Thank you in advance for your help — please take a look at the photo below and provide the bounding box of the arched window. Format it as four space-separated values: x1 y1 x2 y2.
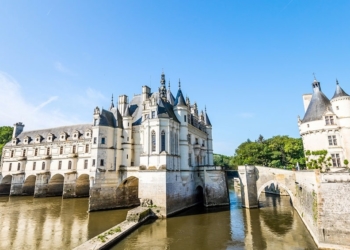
42 162 45 170
85 144 89 153
47 147 50 156
161 130 165 152
68 161 72 169
17 163 20 171
60 146 63 155
34 148 38 156
151 130 156 152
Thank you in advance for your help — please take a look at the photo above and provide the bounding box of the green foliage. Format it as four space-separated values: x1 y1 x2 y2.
0 126 13 159
344 159 349 167
305 150 331 171
231 135 306 169
213 153 236 170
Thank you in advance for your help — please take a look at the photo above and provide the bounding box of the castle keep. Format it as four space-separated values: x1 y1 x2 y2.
0 72 229 216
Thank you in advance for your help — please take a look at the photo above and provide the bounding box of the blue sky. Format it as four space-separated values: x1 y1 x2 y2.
1 0 350 155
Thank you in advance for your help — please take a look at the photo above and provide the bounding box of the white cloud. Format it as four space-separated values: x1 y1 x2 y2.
86 87 106 100
0 71 82 130
54 61 75 75
238 112 255 118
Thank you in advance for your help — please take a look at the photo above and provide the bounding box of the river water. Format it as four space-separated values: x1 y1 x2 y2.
0 179 317 250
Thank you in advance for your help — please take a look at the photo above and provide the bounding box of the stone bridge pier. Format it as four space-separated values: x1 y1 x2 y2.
238 165 350 249
10 173 26 196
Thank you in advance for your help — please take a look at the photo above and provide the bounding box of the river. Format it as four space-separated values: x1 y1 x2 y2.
0 179 317 249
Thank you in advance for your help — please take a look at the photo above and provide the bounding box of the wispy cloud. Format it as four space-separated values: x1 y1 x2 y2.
238 112 254 118
0 71 82 130
86 87 106 100
54 61 75 75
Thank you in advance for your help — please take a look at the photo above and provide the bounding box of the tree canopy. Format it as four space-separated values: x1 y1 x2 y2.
0 126 13 159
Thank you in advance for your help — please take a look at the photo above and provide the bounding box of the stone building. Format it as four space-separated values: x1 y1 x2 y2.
298 78 350 169
0 72 229 216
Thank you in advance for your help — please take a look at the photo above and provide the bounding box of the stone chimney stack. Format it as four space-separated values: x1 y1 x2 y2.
142 86 150 102
12 122 25 138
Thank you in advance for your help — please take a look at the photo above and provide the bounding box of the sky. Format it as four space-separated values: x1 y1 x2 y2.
1 0 350 156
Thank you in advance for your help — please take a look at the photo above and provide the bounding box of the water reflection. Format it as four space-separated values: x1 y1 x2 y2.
0 179 317 250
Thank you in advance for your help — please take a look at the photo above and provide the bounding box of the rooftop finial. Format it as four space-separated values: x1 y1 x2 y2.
178 79 181 89
313 72 317 81
205 105 207 112
336 78 339 85
168 80 170 89
112 94 114 102
109 94 115 110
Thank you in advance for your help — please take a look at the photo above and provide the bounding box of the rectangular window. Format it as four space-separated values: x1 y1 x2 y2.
47 147 50 156
92 159 96 166
34 148 38 156
23 149 26 157
60 146 63 155
151 111 155 118
84 160 88 169
188 153 192 167
11 150 14 158
68 161 72 169
325 116 335 125
33 162 36 170
187 134 191 144
17 163 20 171
328 135 337 146
85 144 89 153
184 115 186 122
58 161 62 170
72 145 76 154
100 159 104 166
101 138 105 144
331 153 341 167
9 163 12 171
93 137 97 144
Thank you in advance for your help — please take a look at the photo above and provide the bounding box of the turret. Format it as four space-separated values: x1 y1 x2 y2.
204 107 213 165
12 122 24 138
331 79 350 117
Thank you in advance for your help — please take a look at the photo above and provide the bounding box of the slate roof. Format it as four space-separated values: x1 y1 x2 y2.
332 81 349 99
5 124 92 146
129 94 143 126
205 112 212 126
109 107 124 128
302 83 332 123
157 98 180 123
174 89 186 106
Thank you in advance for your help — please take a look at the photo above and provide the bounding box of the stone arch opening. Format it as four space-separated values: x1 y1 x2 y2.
76 174 90 197
47 174 64 196
0 175 12 195
257 180 294 207
116 176 140 207
195 185 204 204
22 175 36 195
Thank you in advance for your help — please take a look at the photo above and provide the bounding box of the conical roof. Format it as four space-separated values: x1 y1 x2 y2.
174 88 186 106
204 112 212 126
302 80 332 123
332 80 349 99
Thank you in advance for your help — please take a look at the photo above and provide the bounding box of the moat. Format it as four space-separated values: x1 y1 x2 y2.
0 179 316 250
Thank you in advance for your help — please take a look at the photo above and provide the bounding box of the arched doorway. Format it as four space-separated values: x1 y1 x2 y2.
76 174 90 197
116 176 140 207
47 174 64 196
0 175 12 195
195 185 204 204
23 175 36 195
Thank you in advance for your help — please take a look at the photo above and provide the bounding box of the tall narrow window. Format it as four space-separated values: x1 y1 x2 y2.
331 153 341 167
9 163 12 171
151 111 155 118
184 115 186 122
85 144 89 153
42 162 45 170
84 160 88 169
68 161 72 169
187 134 191 144
34 148 38 156
60 146 63 155
100 159 104 166
325 116 335 125
175 133 178 154
93 137 97 144
92 159 96 166
72 145 76 154
328 135 337 146
17 163 20 171
161 131 165 152
11 150 14 158
23 149 26 157
33 162 36 170
47 147 50 156
188 153 192 167
58 161 62 170
151 131 156 152
101 138 105 144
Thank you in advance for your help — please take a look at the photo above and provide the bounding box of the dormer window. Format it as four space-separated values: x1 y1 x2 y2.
35 135 42 143
325 116 334 125
85 130 92 138
47 133 53 142
60 132 67 141
23 136 30 144
12 139 17 145
73 130 80 140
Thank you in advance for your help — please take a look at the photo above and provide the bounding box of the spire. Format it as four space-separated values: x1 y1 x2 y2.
109 94 115 110
159 71 167 101
124 106 131 117
332 79 350 99
312 74 321 91
204 107 212 126
174 87 186 107
178 79 181 89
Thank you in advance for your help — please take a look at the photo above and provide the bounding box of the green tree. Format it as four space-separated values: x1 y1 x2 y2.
0 126 13 159
305 150 332 171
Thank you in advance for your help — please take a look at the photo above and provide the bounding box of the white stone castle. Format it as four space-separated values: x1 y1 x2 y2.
0 72 228 215
298 78 350 169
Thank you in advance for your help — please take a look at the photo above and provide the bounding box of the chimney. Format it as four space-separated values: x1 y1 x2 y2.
142 86 150 102
13 122 25 138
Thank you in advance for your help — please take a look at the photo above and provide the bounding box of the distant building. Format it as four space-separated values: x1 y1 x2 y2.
298 78 350 169
0 72 228 215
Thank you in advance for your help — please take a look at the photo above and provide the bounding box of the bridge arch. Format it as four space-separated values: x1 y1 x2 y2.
257 180 295 206
47 174 64 196
23 175 36 195
195 185 204 204
116 176 140 207
0 175 12 195
76 174 90 197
